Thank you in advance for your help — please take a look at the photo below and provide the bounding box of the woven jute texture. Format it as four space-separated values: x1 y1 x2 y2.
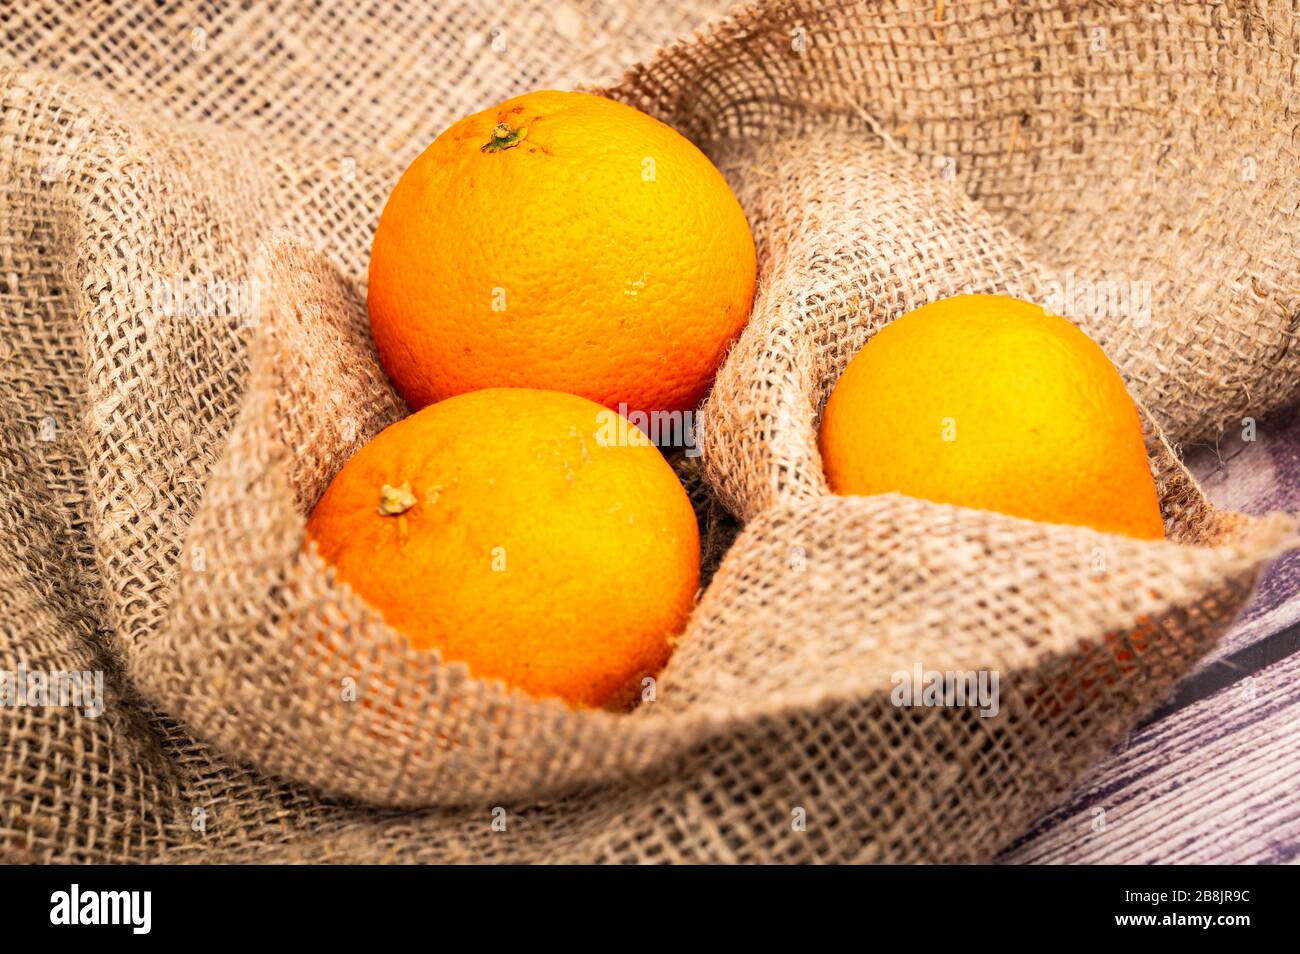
2 0 1297 863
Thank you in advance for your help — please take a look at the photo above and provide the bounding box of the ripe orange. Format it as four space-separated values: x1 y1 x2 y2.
1033 619 1158 718
305 388 700 709
367 89 756 415
818 295 1165 540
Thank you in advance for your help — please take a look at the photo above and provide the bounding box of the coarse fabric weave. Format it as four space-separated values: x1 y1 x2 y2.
1 0 1296 863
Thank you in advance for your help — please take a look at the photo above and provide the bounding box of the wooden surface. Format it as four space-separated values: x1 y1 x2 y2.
1000 404 1300 864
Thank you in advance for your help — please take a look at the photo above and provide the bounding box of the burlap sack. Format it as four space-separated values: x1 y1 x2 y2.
1 0 1296 863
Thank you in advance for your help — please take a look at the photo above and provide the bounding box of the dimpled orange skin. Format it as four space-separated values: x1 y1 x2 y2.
305 388 701 709
818 295 1165 540
367 90 757 414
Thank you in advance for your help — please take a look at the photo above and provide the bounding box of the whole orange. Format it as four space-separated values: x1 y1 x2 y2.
367 89 756 414
818 295 1165 540
305 388 700 709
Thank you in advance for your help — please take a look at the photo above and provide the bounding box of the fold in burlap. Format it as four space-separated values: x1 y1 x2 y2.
2 0 1297 862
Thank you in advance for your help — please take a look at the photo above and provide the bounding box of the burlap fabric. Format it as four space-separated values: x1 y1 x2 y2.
1 0 1297 863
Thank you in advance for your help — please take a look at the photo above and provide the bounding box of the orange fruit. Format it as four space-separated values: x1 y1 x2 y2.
305 388 700 709
818 295 1164 540
1033 618 1159 718
367 89 756 415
